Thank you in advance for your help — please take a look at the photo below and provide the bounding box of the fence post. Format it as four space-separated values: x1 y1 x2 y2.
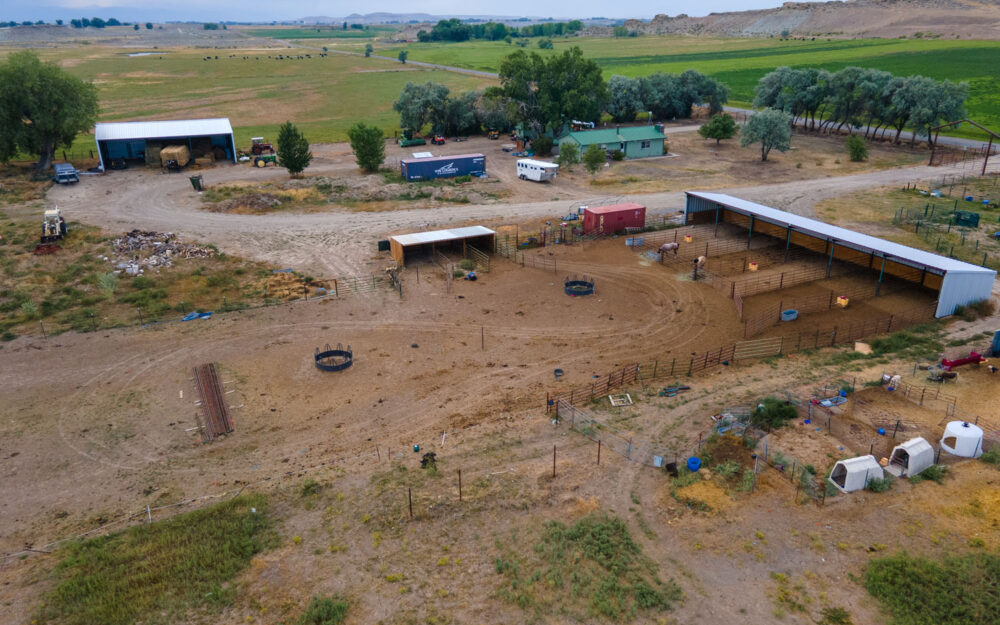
652 359 658 378
687 358 693 376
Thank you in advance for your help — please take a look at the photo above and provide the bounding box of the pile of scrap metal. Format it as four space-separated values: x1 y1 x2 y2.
109 230 215 273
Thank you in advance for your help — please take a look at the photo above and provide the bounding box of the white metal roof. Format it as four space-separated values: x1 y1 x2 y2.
95 118 234 142
687 192 996 275
391 226 495 247
517 159 559 168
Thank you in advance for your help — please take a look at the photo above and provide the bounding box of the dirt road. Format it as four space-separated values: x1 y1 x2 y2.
47 153 999 277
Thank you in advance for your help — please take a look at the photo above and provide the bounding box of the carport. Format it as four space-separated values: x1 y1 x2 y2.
94 118 237 170
389 226 496 267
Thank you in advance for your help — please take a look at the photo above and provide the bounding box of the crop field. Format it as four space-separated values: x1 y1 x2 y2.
0 47 492 148
375 36 1000 137
244 25 397 39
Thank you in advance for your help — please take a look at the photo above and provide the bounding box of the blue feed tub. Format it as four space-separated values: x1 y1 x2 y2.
781 309 798 322
687 457 701 472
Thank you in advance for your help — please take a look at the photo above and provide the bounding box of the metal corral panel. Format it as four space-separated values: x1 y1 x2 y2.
95 118 234 141
938 270 997 317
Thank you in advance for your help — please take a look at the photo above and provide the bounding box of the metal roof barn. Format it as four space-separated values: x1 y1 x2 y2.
94 118 237 170
684 192 996 318
389 226 496 267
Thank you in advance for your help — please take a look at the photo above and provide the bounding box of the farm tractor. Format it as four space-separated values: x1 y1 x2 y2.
250 137 278 168
35 207 67 254
399 128 426 148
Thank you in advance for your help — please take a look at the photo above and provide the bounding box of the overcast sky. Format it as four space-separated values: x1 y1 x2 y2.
4 1 824 23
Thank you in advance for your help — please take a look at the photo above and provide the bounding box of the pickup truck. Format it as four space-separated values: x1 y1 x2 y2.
53 163 79 184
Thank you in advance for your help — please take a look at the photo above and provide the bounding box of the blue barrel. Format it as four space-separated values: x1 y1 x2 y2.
687 457 701 472
877 428 886 436
781 309 798 322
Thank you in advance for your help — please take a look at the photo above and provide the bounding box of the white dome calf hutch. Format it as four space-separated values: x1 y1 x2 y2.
940 421 984 458
828 455 884 494
885 437 935 478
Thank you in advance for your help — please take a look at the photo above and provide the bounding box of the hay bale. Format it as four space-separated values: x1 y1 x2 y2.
194 156 214 167
160 145 190 167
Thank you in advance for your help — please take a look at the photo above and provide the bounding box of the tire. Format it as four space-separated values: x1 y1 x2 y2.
256 159 265 168
519 174 526 180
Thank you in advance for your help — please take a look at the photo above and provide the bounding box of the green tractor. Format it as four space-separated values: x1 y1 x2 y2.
399 128 426 148
250 137 278 167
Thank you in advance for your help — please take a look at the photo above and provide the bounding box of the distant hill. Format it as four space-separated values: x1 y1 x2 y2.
609 1 1000 40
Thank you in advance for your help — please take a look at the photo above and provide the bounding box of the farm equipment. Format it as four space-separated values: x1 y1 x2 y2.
249 137 278 167
250 137 274 155
399 129 426 147
488 130 500 140
941 351 986 371
431 134 446 145
39 207 67 249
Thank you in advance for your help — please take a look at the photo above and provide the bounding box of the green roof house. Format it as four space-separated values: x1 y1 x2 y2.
558 124 667 159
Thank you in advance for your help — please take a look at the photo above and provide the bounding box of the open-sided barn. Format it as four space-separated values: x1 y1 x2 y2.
683 192 996 318
94 118 237 171
389 226 495 267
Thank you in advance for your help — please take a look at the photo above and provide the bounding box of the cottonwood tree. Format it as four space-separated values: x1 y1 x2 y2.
0 51 99 171
393 82 449 134
435 91 480 136
364 43 373 57
698 113 738 145
397 50 407 64
607 75 644 122
740 108 792 161
276 121 312 176
497 47 606 137
347 123 385 172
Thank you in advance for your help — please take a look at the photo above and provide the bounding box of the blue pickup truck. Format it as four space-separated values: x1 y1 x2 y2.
53 163 79 184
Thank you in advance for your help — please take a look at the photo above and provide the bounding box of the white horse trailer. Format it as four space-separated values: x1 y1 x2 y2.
516 159 559 182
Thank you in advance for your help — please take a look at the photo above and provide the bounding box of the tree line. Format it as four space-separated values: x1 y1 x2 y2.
607 72 728 123
392 47 728 140
69 18 123 28
753 66 968 145
417 18 583 43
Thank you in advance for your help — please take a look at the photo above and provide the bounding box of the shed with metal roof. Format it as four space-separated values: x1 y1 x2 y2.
683 192 996 318
389 226 496 267
94 118 236 170
559 125 666 159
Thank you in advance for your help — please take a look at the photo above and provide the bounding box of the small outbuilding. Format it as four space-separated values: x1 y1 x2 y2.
389 226 495 267
940 421 984 458
885 437 935 478
582 203 647 235
94 118 237 171
828 455 884 493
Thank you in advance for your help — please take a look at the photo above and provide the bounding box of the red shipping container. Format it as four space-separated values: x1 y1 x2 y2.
582 203 646 234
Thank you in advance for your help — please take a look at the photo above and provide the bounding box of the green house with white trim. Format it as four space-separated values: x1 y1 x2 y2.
558 124 667 159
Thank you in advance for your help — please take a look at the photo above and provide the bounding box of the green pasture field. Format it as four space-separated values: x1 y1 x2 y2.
2 47 492 151
375 36 1000 138
245 25 398 39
